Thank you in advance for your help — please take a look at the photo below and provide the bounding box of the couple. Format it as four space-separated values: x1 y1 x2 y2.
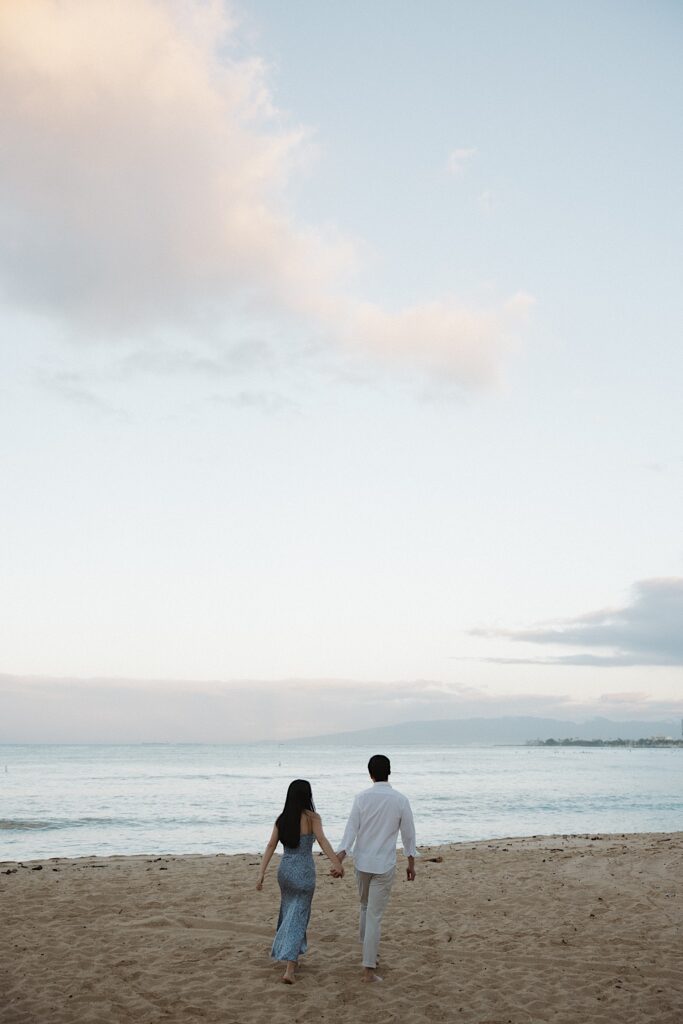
256 754 416 984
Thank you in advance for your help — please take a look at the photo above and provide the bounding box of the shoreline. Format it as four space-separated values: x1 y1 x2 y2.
2 828 683 867
3 831 682 1023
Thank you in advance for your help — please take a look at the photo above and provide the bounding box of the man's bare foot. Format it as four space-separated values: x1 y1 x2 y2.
362 967 383 983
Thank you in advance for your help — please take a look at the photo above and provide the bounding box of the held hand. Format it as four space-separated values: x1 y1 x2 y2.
256 877 264 891
330 848 346 877
406 866 416 882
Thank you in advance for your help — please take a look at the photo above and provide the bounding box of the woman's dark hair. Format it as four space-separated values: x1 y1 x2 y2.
368 754 391 781
276 779 315 849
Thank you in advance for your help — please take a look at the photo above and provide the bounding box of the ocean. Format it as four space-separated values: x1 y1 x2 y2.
1 743 681 861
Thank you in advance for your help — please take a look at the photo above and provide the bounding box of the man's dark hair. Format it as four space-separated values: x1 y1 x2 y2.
368 754 391 781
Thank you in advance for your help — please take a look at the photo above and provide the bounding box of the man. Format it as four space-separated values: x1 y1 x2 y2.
336 754 416 983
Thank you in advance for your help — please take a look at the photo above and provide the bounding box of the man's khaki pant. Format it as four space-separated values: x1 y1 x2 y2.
355 866 395 968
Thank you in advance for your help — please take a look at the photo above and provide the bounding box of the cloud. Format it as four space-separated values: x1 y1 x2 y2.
0 1 530 387
447 147 477 175
322 292 534 387
37 369 122 417
474 578 683 667
213 388 298 415
1 673 681 742
0 0 333 329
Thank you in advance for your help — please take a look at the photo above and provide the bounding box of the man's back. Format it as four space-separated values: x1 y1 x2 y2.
340 781 416 874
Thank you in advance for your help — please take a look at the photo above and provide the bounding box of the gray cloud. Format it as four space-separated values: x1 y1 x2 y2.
113 343 273 381
37 369 124 419
212 389 299 416
474 578 683 667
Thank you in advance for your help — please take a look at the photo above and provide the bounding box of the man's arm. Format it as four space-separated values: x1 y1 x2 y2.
337 796 361 860
400 797 417 881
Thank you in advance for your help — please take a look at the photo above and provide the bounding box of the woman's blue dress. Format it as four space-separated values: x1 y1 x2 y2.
271 833 316 962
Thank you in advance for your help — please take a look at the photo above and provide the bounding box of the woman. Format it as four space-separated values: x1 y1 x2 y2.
256 779 344 984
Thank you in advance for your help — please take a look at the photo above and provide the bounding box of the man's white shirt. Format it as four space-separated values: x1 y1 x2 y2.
338 781 416 874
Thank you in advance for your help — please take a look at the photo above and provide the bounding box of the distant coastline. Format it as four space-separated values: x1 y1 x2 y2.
288 715 683 747
526 737 683 748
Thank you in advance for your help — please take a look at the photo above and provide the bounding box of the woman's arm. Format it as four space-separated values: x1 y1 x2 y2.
256 823 279 890
310 814 344 876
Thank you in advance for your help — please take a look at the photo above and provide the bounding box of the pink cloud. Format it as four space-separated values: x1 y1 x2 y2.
0 0 531 387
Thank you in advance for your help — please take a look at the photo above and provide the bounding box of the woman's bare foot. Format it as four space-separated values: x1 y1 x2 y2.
282 961 296 984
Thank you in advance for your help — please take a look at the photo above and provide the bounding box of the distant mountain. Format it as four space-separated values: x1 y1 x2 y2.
290 716 682 746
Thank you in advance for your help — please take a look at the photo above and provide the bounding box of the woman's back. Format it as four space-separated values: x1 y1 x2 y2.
298 810 317 837
281 832 315 859
280 811 316 852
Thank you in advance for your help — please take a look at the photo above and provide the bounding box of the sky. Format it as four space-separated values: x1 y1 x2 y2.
1 0 682 740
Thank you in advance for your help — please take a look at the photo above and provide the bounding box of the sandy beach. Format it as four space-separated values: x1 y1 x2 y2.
2 832 681 1024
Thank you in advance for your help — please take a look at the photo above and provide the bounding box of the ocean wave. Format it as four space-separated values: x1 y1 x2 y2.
0 817 136 832
0 815 240 833
0 819 55 830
